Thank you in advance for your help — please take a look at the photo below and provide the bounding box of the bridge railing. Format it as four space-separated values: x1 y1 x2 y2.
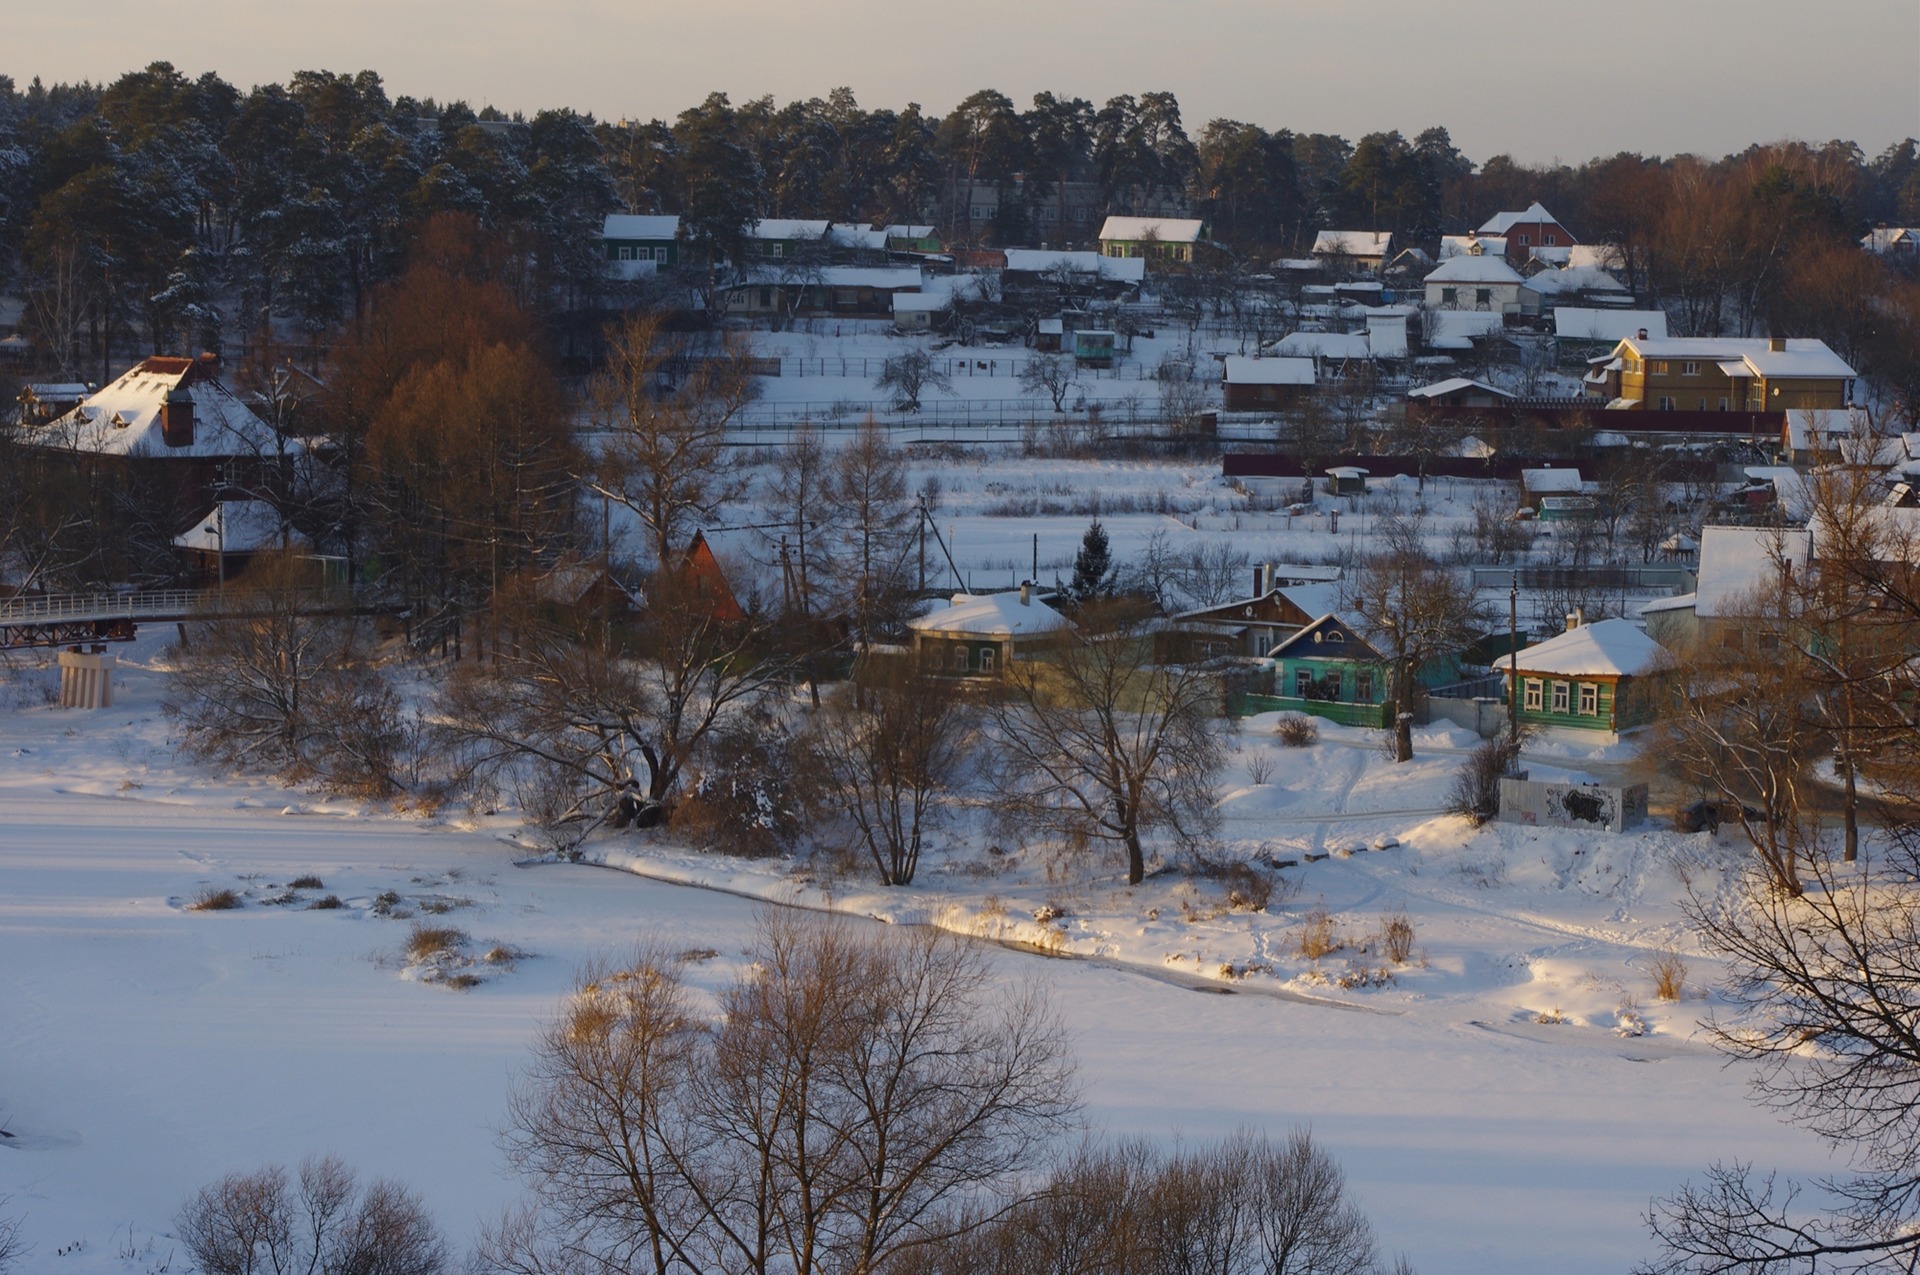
0 588 347 625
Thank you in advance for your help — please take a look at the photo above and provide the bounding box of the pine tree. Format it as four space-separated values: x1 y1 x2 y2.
1069 518 1113 603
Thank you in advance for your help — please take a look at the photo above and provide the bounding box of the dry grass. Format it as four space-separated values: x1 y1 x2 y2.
1245 753 1275 785
188 887 242 912
1274 713 1320 747
1296 906 1341 960
405 925 469 962
1382 909 1415 964
289 875 325 890
306 895 344 910
1650 949 1688 1001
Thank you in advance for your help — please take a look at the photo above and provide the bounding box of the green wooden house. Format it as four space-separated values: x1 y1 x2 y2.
1505 617 1667 736
602 214 681 268
745 218 831 262
1252 614 1395 727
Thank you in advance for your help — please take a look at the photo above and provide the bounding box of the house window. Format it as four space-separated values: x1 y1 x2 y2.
1658 396 1677 410
1652 361 1669 374
1074 209 1088 224
953 645 970 671
1718 397 1731 411
1441 287 1458 304
978 647 995 673
1544 232 1557 245
1475 288 1491 305
1698 398 1708 410
1682 361 1701 376
1578 683 1598 715
1326 631 1345 643
1295 669 1314 697
758 288 773 307
1518 233 1530 246
1524 679 1542 710
617 245 634 260
1355 672 1373 701
770 242 784 259
1551 681 1570 713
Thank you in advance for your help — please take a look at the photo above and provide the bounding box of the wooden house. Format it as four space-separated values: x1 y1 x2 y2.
602 214 681 274
1263 614 1394 728
1097 216 1208 263
907 587 1072 677
1506 616 1666 737
1221 356 1315 410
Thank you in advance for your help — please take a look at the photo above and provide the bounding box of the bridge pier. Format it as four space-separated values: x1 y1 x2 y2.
58 647 115 709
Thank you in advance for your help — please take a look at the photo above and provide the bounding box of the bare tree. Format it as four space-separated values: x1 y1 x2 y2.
0 1199 23 1274
440 576 790 834
1346 518 1486 763
828 420 915 648
591 314 758 570
1173 541 1254 609
493 911 1079 1275
1640 840 1920 1274
986 603 1225 885
875 349 954 414
1019 353 1078 415
806 659 976 886
177 1155 446 1275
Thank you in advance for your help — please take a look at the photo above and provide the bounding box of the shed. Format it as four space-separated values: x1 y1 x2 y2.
1222 356 1315 409
1073 329 1117 368
1325 466 1369 496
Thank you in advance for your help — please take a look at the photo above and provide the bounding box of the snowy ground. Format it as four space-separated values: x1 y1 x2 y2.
0 632 1833 1275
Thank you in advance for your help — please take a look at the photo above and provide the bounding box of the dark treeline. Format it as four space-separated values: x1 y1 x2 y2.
2 64 1919 372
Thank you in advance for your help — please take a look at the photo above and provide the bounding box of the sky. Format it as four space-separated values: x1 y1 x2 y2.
8 0 1919 166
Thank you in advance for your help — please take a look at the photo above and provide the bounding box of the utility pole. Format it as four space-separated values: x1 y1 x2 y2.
1507 577 1520 746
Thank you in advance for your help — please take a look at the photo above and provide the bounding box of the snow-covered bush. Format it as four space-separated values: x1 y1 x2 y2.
1446 736 1522 826
1274 713 1320 747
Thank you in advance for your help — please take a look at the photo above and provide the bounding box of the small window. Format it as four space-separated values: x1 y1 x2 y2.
1551 682 1570 713
1658 396 1676 410
758 288 772 307
953 645 970 671
1698 398 1707 410
978 647 995 673
1326 631 1345 643
1355 672 1373 701
1544 232 1556 246
617 245 634 261
1682 361 1701 376
1524 679 1542 710
1718 397 1731 411
1578 683 1598 715
1518 233 1530 246
770 242 784 259
1441 287 1458 304
1652 360 1669 374
1295 669 1314 697
1475 288 1491 304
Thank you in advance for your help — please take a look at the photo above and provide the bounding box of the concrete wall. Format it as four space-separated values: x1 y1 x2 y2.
1428 695 1506 738
1498 773 1648 834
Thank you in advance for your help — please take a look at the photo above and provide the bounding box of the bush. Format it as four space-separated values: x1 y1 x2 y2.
1245 752 1275 785
1221 862 1273 913
1650 949 1688 1000
289 875 324 890
672 710 808 859
177 1157 445 1275
306 895 344 910
188 888 242 912
1297 905 1341 960
1382 909 1415 964
406 925 468 962
1275 713 1320 747
1446 737 1523 825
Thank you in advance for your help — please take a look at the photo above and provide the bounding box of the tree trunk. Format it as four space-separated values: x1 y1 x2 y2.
1124 828 1144 886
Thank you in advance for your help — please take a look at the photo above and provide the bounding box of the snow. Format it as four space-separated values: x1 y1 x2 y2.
0 630 1842 1275
1406 377 1510 400
1425 255 1525 285
1223 355 1315 386
40 359 297 461
908 589 1071 636
1522 467 1584 493
1553 308 1667 342
172 501 306 554
747 218 830 240
600 213 678 240
1000 249 1147 283
1425 310 1505 348
1512 618 1667 677
1695 525 1813 617
1477 201 1562 235
1440 233 1507 260
1624 336 1857 380
1523 267 1628 297
1271 331 1372 361
1312 230 1392 258
1097 215 1205 244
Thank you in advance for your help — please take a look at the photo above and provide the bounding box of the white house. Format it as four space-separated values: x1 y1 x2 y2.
1311 230 1393 273
1423 254 1528 313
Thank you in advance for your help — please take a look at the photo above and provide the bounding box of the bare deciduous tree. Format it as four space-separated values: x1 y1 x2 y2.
1019 352 1077 414
806 660 976 886
491 912 1079 1275
177 1155 446 1275
874 349 954 414
986 603 1225 885
591 313 758 569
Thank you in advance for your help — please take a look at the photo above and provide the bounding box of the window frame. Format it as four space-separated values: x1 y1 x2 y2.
1578 682 1598 715
1524 678 1543 710
1551 681 1570 713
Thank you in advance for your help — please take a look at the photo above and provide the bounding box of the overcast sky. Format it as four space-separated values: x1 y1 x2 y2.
10 0 1918 165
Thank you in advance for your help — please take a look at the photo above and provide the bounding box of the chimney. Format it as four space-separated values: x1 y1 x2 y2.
1636 328 1648 340
161 388 195 448
1565 609 1582 633
1768 336 1786 353
1019 582 1032 607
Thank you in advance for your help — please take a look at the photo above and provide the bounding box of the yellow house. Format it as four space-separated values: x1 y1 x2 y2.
1587 335 1856 412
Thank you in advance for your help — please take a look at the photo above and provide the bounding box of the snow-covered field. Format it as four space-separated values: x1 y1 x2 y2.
0 628 1833 1274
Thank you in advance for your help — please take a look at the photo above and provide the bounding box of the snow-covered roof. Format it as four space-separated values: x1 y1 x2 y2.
1271 331 1372 361
602 214 679 240
1223 355 1316 386
1695 525 1812 618
1783 407 1873 451
1618 336 1856 380
1861 227 1920 254
892 292 949 313
1097 216 1206 244
1364 311 1409 358
1522 467 1583 493
1439 234 1507 260
826 223 935 250
1425 310 1505 349
909 591 1072 638
1568 244 1625 271
748 219 830 240
1313 230 1392 257
1511 618 1664 678
1425 255 1525 285
1406 377 1511 400
1278 582 1343 618
173 500 305 554
1553 308 1667 342
1477 201 1564 236
1524 266 1628 296
1000 249 1147 283
1527 246 1571 267
40 357 298 460
740 265 924 290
